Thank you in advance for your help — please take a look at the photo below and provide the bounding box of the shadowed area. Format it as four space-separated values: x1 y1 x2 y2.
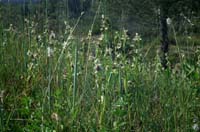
0 0 40 3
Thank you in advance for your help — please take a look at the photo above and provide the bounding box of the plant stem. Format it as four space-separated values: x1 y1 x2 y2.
73 41 78 109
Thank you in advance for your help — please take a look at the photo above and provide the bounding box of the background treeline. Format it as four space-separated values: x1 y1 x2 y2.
0 0 94 33
1 0 199 67
0 0 199 36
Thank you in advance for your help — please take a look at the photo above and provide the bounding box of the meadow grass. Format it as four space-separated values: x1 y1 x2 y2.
0 3 200 132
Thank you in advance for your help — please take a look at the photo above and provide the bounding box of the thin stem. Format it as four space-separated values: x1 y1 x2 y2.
172 24 182 63
73 40 78 109
82 2 101 100
43 13 83 112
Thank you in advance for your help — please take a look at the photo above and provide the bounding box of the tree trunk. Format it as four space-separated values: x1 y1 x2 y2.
160 7 169 69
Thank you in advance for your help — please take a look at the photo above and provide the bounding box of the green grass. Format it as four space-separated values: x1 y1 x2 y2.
0 8 200 132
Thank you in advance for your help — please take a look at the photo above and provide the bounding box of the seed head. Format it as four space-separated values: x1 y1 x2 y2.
51 112 59 121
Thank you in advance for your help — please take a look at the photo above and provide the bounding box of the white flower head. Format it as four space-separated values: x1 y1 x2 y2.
100 95 104 104
63 41 68 49
102 14 105 19
51 112 59 121
81 12 85 16
167 17 172 25
27 62 34 70
27 50 32 57
105 48 112 55
98 34 104 41
133 33 142 42
47 47 53 57
192 124 199 131
37 35 42 42
187 36 192 39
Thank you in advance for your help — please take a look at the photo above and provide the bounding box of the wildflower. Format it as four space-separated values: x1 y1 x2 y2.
88 55 95 61
166 17 172 25
105 48 112 55
33 52 38 58
133 33 142 42
64 21 71 34
47 47 53 57
115 97 124 107
104 27 108 31
63 68 68 79
0 90 5 103
63 41 68 49
100 95 104 104
116 53 121 59
135 49 139 54
192 124 199 131
122 29 129 40
49 31 56 40
87 30 92 39
123 29 128 34
27 62 34 70
37 35 42 42
187 36 192 39
153 8 160 15
8 24 14 31
105 65 109 71
181 53 185 58
51 112 59 121
94 59 103 73
68 35 74 40
94 64 103 73
81 12 85 16
64 21 68 25
94 59 100 64
120 63 125 69
24 18 29 23
27 50 32 57
113 121 117 128
116 42 122 50
102 14 105 19
113 62 118 67
98 34 104 41
127 80 132 85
